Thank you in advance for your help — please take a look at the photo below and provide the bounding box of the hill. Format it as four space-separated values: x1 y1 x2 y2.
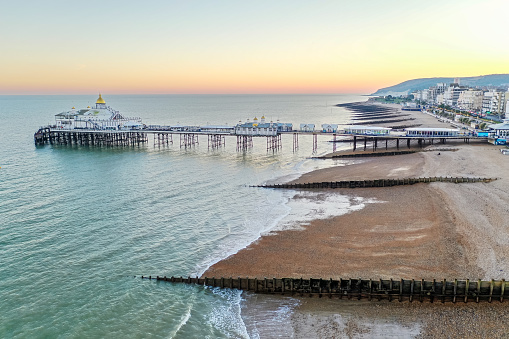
371 74 509 96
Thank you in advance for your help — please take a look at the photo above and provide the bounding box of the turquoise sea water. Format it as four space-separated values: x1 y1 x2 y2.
0 94 362 338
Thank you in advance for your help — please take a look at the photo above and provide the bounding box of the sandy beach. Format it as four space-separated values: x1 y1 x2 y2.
204 102 509 336
205 144 505 280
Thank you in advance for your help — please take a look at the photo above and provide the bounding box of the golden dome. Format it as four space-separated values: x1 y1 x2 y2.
72 107 75 109
254 117 258 121
96 94 106 104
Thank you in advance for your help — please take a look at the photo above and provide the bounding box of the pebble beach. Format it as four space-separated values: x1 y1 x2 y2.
204 102 509 337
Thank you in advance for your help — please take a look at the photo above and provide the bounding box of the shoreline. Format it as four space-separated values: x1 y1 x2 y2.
202 101 509 336
203 147 490 280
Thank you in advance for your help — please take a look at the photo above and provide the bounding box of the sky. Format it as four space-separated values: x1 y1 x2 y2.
1 0 509 95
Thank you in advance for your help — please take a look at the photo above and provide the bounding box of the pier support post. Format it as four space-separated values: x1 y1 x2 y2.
266 134 282 152
237 135 253 152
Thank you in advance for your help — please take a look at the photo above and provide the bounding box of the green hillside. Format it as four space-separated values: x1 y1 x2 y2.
372 74 509 96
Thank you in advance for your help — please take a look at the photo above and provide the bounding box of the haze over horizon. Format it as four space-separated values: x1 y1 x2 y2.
2 0 509 95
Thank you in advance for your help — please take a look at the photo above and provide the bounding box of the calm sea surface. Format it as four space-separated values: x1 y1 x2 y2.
0 94 363 338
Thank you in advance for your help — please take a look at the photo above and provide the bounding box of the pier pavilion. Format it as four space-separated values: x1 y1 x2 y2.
54 94 143 130
487 119 509 145
344 125 392 135
405 128 459 137
488 120 509 137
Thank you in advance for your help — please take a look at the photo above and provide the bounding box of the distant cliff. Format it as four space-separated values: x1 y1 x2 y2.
371 74 509 96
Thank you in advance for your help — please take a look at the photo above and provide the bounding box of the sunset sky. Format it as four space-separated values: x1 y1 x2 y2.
2 0 509 95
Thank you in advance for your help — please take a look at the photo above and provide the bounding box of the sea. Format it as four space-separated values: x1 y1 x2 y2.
0 94 367 338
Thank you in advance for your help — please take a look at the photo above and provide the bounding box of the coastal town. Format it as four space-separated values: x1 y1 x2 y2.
405 78 509 137
411 78 509 121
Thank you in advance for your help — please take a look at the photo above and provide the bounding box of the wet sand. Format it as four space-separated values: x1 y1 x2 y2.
241 293 509 338
204 102 509 337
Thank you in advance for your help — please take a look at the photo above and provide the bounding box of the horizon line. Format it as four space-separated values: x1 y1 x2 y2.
0 92 370 96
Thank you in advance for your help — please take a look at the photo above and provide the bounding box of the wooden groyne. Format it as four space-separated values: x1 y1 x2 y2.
318 150 418 158
141 276 509 303
254 177 495 189
317 148 458 159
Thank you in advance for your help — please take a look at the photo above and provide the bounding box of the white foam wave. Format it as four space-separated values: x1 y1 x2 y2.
168 304 192 338
271 191 379 233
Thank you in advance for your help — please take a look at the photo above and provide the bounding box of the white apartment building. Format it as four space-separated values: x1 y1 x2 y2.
412 89 428 102
482 90 508 118
428 83 447 104
436 93 445 105
457 89 484 111
443 85 467 107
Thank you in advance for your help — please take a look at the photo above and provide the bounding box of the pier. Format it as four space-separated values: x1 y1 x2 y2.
34 126 488 154
34 94 491 153
141 276 509 304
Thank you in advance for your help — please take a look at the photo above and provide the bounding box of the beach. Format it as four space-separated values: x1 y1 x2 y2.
204 102 509 336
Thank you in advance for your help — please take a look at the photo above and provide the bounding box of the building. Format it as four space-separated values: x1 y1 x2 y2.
405 128 459 137
457 89 484 112
54 94 143 130
487 119 509 140
234 116 292 135
412 90 428 102
482 90 508 118
344 125 392 135
321 124 339 133
300 124 315 132
401 102 421 111
443 84 467 107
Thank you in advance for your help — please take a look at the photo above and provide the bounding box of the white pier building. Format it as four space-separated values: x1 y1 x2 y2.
54 94 143 130
344 125 392 135
405 128 459 137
